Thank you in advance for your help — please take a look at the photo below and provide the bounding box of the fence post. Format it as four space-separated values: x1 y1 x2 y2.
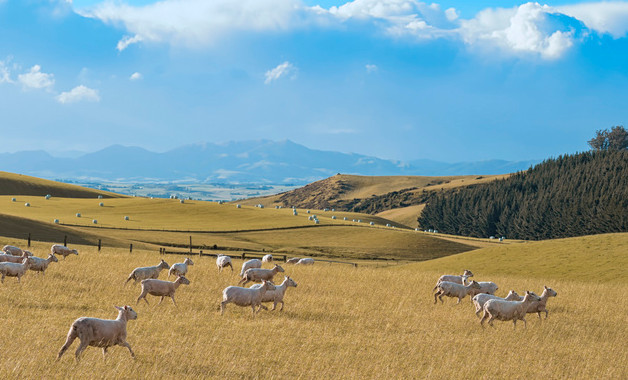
64 235 67 246
199 250 202 257
98 239 101 252
241 252 246 260
283 255 287 262
28 233 31 248
189 236 192 254
130 244 133 253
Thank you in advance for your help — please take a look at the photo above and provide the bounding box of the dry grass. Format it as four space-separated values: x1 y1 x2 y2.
0 237 626 379
0 171 121 198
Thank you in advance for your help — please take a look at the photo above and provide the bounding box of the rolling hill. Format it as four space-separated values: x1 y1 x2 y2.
0 171 122 198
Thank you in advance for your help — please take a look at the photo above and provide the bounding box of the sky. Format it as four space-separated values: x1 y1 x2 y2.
1 0 628 163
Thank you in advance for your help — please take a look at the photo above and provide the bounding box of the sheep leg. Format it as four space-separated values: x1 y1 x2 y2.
537 311 542 320
271 301 277 311
279 301 285 312
57 328 78 359
136 291 149 305
487 315 495 328
480 311 488 328
220 301 228 315
124 275 133 286
456 297 462 304
102 347 108 360
438 293 444 304
258 304 268 311
544 310 549 319
120 341 135 358
74 340 89 362
170 295 177 307
522 317 527 329
158 296 165 305
252 304 257 314
433 291 439 304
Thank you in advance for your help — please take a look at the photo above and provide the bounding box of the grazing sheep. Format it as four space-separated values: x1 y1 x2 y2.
295 258 314 265
262 254 273 263
480 291 541 329
57 305 137 361
286 257 301 264
221 280 276 315
0 257 31 283
472 290 521 317
434 270 474 290
168 257 194 278
125 259 170 286
51 244 79 260
239 264 285 286
526 286 558 319
239 258 262 277
434 280 482 304
216 255 233 272
0 251 31 263
28 254 59 275
136 276 190 307
250 276 297 311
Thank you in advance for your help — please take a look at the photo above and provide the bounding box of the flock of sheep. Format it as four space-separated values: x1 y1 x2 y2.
0 244 78 282
432 269 558 329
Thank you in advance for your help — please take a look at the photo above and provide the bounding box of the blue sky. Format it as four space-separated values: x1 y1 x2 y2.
1 0 628 162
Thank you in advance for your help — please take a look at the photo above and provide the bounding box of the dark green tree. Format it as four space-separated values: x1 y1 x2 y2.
588 126 628 151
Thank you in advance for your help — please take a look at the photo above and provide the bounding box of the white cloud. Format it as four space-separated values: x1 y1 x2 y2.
366 64 378 73
130 72 143 81
56 85 100 104
264 61 296 84
18 65 55 90
0 59 13 84
558 2 628 38
117 35 143 52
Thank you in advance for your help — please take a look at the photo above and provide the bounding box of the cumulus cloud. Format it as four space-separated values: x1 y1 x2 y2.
264 61 296 84
18 65 55 90
558 1 628 38
0 59 13 84
129 72 143 81
56 85 100 104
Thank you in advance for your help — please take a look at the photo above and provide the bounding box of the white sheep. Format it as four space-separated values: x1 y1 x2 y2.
136 276 190 307
51 244 79 260
168 257 194 278
295 258 314 265
0 251 31 263
2 245 31 256
220 280 276 315
433 269 474 289
250 276 297 311
239 258 262 277
28 254 59 275
465 278 499 297
238 264 285 286
125 259 170 286
286 257 301 264
472 290 521 317
434 280 482 304
262 254 273 263
480 291 541 329
216 255 233 272
525 286 558 319
57 305 137 361
0 257 31 283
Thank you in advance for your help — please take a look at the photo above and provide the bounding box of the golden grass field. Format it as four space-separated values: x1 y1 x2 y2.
0 234 626 379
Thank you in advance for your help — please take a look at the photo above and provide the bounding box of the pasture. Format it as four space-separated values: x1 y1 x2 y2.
0 235 626 379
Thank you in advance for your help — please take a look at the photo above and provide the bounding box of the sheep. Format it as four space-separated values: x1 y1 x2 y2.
480 291 541 329
125 259 170 286
0 251 31 263
464 278 499 297
136 276 190 307
433 269 474 290
2 245 32 256
239 258 262 277
295 258 314 265
262 254 273 263
472 290 521 317
220 280 276 315
0 257 31 283
433 280 482 304
286 257 301 264
57 305 137 361
525 286 558 319
216 255 233 272
28 254 59 275
238 264 285 286
250 276 297 311
168 257 194 278
51 244 79 260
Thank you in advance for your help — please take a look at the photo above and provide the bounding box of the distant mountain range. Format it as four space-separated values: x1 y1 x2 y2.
0 140 539 184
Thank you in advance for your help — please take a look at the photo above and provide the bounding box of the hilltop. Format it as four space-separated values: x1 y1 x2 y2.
0 171 122 198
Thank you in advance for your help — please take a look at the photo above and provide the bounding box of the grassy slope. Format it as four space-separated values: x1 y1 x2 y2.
376 204 425 228
0 239 625 378
0 171 122 198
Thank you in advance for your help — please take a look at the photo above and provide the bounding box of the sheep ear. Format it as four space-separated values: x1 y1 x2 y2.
544 285 548 289
114 306 122 311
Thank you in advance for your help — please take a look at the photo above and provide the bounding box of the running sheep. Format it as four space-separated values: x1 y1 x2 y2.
295 258 314 265
216 255 233 272
51 244 79 260
433 269 473 290
472 290 521 317
168 257 194 278
28 254 59 275
2 245 32 257
434 280 482 304
136 276 190 307
250 276 297 311
480 291 541 329
525 286 558 319
125 259 170 286
238 264 285 286
0 257 31 283
0 251 31 263
239 258 262 277
262 254 273 263
57 305 137 361
286 257 301 264
221 280 276 315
